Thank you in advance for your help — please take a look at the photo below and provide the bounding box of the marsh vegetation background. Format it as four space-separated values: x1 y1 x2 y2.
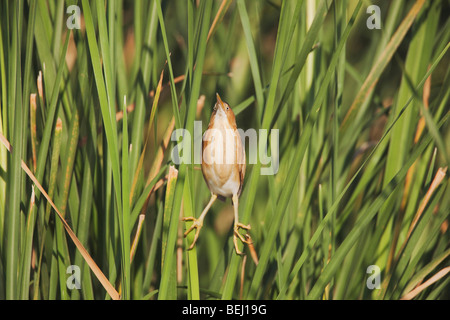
0 0 449 300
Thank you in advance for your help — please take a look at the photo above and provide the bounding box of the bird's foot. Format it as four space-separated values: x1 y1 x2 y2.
233 223 251 255
182 217 203 250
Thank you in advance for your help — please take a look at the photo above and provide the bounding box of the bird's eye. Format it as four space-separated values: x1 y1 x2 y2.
226 106 229 110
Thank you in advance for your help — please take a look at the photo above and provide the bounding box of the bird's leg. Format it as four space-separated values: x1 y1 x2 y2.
232 194 251 255
182 194 217 250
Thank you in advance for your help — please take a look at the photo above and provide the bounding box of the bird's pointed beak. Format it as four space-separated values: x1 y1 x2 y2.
216 93 223 107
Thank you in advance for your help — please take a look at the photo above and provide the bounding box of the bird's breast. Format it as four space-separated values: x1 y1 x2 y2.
202 120 244 198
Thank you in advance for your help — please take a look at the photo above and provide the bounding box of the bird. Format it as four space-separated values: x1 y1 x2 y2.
182 93 250 255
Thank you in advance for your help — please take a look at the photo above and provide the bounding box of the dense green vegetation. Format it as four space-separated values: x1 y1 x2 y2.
0 0 448 300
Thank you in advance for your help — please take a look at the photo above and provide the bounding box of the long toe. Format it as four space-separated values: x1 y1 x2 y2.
236 222 251 230
233 235 244 255
184 225 195 237
188 228 202 250
234 228 247 243
183 219 198 237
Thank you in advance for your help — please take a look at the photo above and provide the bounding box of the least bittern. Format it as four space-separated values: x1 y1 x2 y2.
183 93 250 255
